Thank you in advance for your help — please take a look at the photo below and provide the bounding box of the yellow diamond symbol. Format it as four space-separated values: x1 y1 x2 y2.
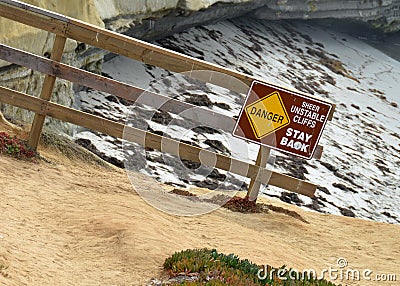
245 91 290 139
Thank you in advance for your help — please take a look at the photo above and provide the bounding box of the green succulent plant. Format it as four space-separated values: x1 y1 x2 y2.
163 249 340 286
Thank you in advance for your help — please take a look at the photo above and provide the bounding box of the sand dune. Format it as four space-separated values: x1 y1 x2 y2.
0 123 399 286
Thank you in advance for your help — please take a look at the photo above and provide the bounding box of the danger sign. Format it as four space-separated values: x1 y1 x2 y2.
245 91 290 139
233 81 333 159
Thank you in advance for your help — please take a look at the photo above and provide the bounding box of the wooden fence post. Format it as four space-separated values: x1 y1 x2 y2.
28 34 67 150
247 146 271 201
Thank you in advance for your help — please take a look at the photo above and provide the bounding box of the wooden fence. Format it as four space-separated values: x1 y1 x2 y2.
0 0 335 199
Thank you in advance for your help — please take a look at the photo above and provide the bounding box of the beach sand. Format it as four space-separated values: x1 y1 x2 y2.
0 121 399 285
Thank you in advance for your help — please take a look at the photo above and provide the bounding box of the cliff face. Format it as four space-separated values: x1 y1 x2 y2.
0 0 104 133
254 0 400 33
0 0 103 67
0 0 399 132
1 0 399 61
98 0 400 37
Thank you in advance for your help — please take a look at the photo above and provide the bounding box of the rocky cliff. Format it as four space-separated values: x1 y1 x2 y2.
0 0 399 132
98 0 400 39
255 0 400 33
2 0 399 60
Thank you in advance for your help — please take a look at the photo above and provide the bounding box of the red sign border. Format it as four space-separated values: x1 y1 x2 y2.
232 80 333 160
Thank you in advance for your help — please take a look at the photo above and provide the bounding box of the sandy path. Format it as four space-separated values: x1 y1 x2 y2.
0 143 399 285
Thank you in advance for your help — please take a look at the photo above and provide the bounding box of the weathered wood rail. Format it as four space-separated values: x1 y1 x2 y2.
0 0 336 198
0 44 325 159
0 85 316 196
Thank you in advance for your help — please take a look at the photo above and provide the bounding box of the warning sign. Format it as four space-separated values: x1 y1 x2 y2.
245 91 290 139
233 81 333 159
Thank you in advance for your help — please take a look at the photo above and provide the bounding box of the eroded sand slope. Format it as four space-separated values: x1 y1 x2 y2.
0 124 399 285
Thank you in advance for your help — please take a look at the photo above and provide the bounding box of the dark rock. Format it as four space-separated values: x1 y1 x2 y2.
118 97 134 106
214 102 231 110
152 130 166 137
146 126 172 138
293 80 315 95
364 130 382 140
307 48 327 59
151 110 173 125
215 174 248 191
75 138 99 154
75 42 87 53
305 198 325 211
75 138 125 168
381 211 397 219
3 114 22 126
192 126 221 135
162 77 172 87
390 132 400 140
322 74 336 85
276 156 309 180
317 186 331 195
200 27 223 41
300 33 313 43
204 139 230 155
332 142 343 150
320 161 338 172
333 172 363 189
207 169 227 181
146 154 165 164
105 95 119 104
182 159 201 170
369 88 385 95
106 156 125 168
238 66 254 76
101 72 113 79
332 182 358 193
156 38 187 54
339 207 356 217
376 164 391 174
185 94 213 107
280 192 303 206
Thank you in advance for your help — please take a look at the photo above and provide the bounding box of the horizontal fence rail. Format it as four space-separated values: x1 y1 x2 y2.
0 85 317 197
0 0 336 198
0 44 324 159
0 44 235 132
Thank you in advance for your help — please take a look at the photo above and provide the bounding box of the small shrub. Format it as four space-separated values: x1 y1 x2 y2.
163 249 339 285
0 132 36 159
